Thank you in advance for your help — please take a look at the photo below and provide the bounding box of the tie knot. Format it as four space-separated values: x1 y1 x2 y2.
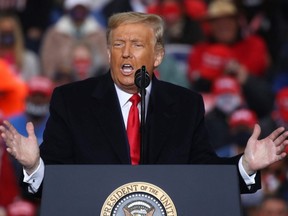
130 94 141 105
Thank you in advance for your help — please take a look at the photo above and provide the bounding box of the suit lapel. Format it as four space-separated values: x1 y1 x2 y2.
90 73 130 164
146 77 179 163
87 74 179 164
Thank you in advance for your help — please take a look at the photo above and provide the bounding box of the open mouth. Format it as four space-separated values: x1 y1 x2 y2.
121 64 134 75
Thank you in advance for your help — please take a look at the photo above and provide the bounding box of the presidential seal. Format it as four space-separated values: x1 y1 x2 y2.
101 182 177 216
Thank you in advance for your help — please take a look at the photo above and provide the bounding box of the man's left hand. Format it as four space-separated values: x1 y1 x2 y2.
242 124 288 175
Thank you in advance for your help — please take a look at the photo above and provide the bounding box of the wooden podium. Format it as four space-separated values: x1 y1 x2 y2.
40 165 242 216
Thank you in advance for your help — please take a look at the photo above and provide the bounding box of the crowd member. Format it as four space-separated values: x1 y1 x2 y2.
68 40 107 79
0 12 287 201
9 76 54 145
40 0 108 79
189 42 273 117
205 75 244 150
146 0 207 89
258 87 288 140
216 108 258 157
235 0 288 67
147 0 205 45
69 41 94 80
202 75 275 148
49 0 108 32
0 13 40 81
0 59 27 118
206 73 274 151
243 93 288 214
188 0 270 90
257 195 288 216
0 0 53 54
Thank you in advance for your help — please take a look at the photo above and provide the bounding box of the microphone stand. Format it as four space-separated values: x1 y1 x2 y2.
139 66 146 164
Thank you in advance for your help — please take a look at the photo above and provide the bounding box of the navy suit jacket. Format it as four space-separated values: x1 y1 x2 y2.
39 72 260 193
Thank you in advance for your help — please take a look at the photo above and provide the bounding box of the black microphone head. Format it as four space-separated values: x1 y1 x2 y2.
135 66 150 89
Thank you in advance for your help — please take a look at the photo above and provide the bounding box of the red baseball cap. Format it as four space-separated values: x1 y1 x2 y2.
229 108 258 129
199 44 233 81
184 0 207 20
27 76 54 97
212 75 241 95
275 87 288 121
147 2 182 22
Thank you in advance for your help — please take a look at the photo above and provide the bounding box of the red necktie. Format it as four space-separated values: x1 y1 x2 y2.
127 94 141 165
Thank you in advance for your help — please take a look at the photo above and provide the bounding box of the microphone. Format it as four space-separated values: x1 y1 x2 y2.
135 66 150 89
134 66 150 164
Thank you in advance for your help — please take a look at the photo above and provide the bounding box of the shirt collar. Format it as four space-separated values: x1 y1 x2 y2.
114 82 152 108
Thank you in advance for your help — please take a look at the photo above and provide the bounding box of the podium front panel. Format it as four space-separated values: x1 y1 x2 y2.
40 165 242 216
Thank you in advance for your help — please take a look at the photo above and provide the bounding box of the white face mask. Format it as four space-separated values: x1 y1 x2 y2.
25 102 49 117
215 94 241 114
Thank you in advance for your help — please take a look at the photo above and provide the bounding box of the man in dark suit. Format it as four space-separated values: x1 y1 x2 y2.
0 12 288 196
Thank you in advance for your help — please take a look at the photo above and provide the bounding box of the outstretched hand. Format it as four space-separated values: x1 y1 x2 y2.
242 124 288 175
0 120 40 175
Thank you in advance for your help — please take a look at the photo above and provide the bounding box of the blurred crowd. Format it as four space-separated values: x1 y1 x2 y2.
0 0 288 215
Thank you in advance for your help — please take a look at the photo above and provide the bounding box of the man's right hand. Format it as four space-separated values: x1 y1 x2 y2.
0 120 40 175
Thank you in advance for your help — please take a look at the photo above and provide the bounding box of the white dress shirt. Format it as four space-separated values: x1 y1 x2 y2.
114 83 151 129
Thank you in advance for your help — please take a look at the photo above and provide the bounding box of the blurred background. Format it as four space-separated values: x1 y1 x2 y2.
1 0 288 215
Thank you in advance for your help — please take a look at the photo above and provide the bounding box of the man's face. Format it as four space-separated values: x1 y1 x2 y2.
108 23 163 94
68 5 89 25
209 16 238 44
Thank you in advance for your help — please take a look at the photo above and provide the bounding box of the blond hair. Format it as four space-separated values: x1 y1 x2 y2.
106 12 165 52
0 14 25 70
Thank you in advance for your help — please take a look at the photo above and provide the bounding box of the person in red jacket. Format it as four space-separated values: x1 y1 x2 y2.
188 0 270 92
